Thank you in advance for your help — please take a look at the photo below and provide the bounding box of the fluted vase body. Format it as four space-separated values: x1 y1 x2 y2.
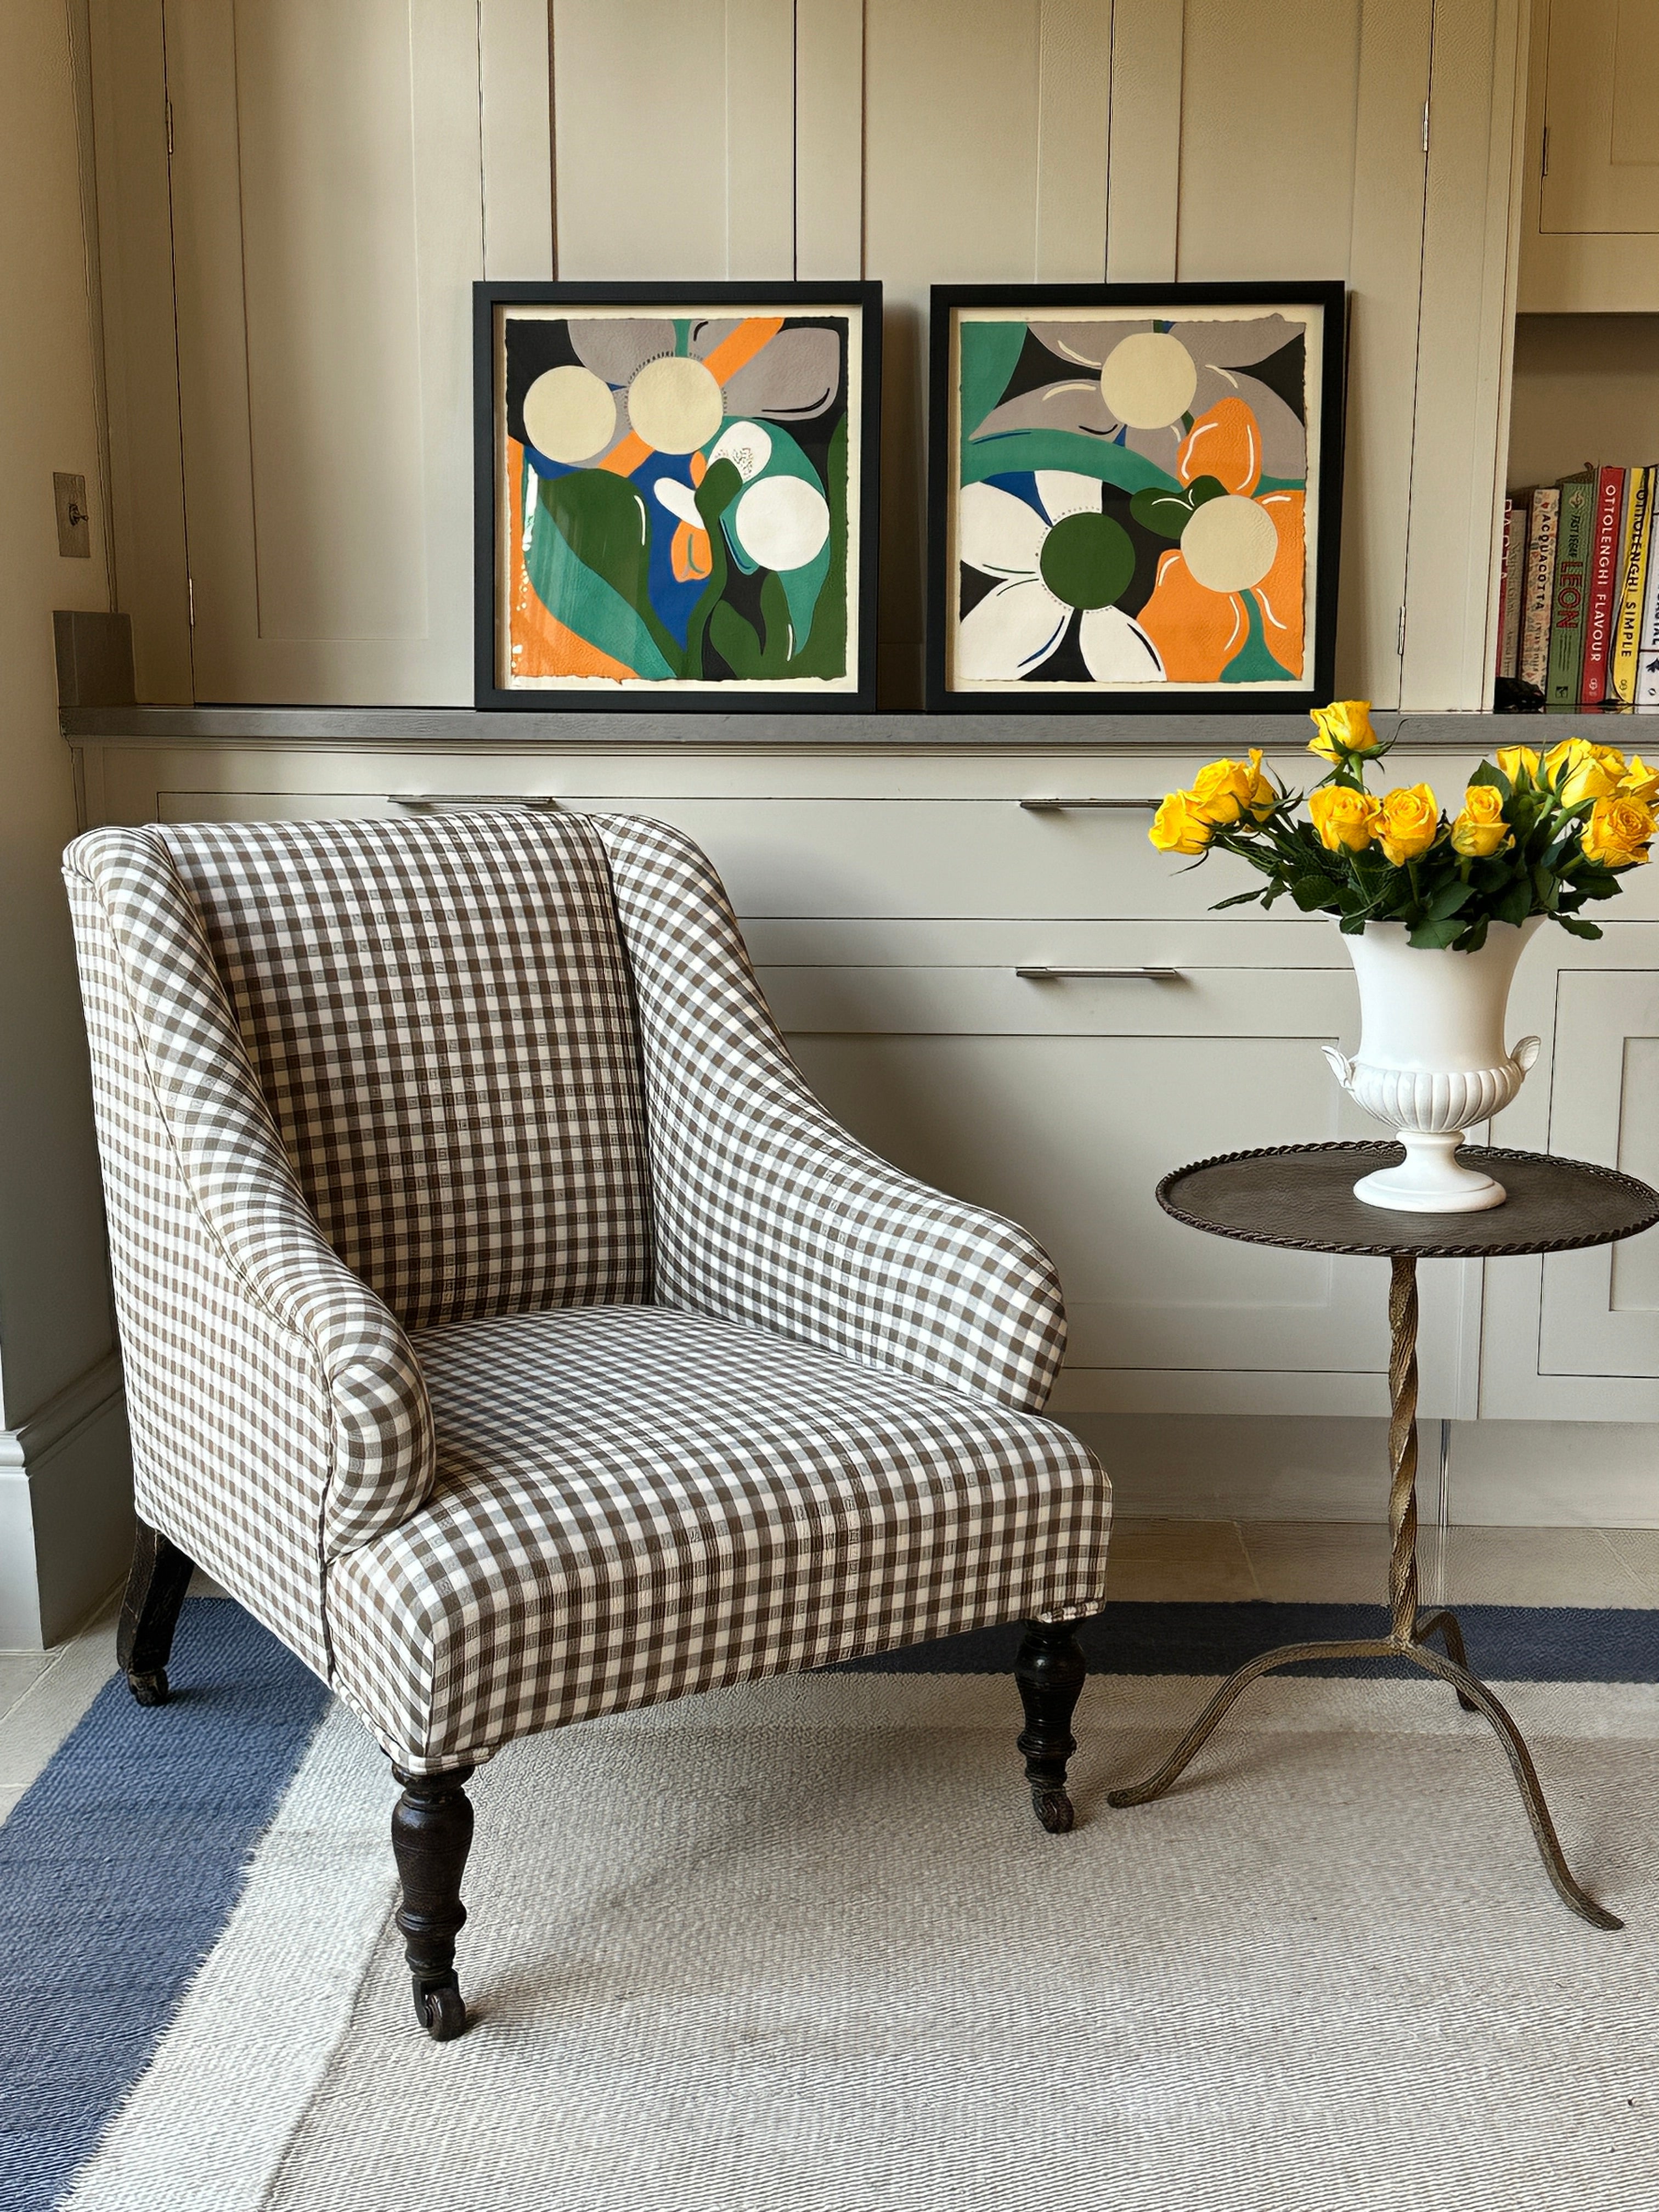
1324 917 1543 1212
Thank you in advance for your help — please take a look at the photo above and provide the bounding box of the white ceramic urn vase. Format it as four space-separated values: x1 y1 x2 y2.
1323 917 1543 1212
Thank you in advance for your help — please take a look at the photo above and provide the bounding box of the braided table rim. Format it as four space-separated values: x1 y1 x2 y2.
1156 1141 1659 1259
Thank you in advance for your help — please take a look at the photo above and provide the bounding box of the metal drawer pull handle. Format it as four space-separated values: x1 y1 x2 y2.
1019 797 1162 811
1015 965 1183 981
390 793 560 810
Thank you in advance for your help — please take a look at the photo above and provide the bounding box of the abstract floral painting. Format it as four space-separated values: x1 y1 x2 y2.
927 284 1345 711
476 283 879 709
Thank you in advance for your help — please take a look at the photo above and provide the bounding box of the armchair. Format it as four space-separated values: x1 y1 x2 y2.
66 809 1109 2040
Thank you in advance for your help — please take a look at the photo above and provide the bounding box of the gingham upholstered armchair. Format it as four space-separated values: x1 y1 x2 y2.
65 810 1110 2039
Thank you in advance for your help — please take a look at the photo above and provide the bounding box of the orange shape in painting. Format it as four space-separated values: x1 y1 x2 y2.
1177 397 1263 496
1136 549 1249 682
1252 490 1305 679
671 519 713 581
507 438 638 680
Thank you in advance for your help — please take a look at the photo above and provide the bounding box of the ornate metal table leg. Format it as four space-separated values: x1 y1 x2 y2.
1107 1251 1622 1927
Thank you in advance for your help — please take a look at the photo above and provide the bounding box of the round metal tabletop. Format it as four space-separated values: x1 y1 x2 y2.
1156 1142 1659 1260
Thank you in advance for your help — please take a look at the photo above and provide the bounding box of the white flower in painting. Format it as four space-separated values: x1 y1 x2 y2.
957 473 1164 684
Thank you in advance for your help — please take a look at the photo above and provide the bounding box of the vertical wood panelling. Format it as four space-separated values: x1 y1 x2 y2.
1105 0 1183 281
1402 0 1529 708
552 0 794 280
1177 0 1359 281
727 0 796 275
1035 0 1112 281
864 0 1046 704
167 0 483 701
1337 0 1434 705
795 0 864 278
87 0 192 701
480 0 554 278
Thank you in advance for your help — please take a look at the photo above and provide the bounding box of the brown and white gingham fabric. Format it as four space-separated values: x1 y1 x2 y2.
329 1304 1107 1770
67 809 1106 1773
593 813 1069 1412
160 815 650 1330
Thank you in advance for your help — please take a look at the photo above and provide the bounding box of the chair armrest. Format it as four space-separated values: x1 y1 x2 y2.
65 832 435 1589
594 816 1068 1412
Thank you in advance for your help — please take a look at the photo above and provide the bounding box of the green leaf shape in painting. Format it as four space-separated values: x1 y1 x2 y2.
540 470 683 677
1129 472 1228 540
960 427 1176 496
524 472 676 680
711 572 796 679
781 415 848 681
958 320 1030 445
682 458 743 679
1220 586 1293 685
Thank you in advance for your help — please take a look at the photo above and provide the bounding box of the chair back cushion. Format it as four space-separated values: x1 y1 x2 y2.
159 812 651 1329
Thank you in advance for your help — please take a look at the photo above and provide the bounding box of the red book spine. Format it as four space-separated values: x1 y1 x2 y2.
1581 464 1627 706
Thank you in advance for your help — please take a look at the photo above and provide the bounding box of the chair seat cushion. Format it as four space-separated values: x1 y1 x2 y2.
326 1306 1109 1770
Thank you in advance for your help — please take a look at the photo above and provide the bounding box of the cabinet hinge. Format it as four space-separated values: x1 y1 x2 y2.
1396 606 1407 659
187 576 195 628
1541 124 1549 179
1422 100 1430 156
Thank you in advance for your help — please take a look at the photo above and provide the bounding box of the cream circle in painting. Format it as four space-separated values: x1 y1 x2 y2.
1098 332 1198 429
521 365 617 464
733 476 831 572
1179 492 1279 592
627 356 725 454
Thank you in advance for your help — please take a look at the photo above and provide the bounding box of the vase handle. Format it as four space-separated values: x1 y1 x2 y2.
1509 1035 1541 1075
1322 1045 1356 1092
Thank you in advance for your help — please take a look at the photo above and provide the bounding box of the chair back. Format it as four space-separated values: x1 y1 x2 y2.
154 811 651 1329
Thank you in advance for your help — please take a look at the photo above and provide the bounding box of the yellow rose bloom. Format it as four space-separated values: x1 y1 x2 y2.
1494 745 1539 787
1149 789 1216 856
1241 747 1278 823
1189 757 1256 826
1308 784 1382 854
1582 793 1657 870
1621 753 1659 804
1544 737 1623 808
1375 783 1441 866
1451 782 1512 859
1308 699 1379 763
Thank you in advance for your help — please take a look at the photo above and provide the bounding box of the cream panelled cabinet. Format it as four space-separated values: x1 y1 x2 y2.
94 0 1531 711
1520 0 1659 309
78 733 1637 1424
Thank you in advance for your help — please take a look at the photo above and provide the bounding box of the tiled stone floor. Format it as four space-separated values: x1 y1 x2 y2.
3 1527 1655 1824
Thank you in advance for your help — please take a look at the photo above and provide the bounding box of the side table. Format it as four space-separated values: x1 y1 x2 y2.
1109 1141 1659 1929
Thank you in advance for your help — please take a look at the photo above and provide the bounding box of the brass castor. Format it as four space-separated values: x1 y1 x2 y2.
1031 1785 1075 1835
413 1972 467 2041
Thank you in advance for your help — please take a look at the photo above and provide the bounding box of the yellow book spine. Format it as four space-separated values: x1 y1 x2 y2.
1610 466 1654 707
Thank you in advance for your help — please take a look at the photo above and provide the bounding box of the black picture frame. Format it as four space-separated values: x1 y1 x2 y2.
926 280 1347 714
474 280 881 712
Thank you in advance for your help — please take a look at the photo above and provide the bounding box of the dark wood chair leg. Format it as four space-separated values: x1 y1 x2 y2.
1015 1620 1087 1834
116 1519 196 1707
391 1765 476 2041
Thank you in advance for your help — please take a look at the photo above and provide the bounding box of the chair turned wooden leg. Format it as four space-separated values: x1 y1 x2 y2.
116 1519 196 1707
391 1766 476 2041
1015 1620 1087 1834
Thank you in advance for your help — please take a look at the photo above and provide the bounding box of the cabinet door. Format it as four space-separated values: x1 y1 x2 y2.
772 963 1478 1419
164 0 484 703
1539 0 1659 238
1540 968 1659 1380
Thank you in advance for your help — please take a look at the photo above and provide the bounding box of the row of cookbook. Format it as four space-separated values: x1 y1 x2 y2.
1497 466 1659 710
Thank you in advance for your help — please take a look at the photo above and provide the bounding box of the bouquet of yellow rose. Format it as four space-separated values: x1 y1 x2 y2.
1150 701 1657 950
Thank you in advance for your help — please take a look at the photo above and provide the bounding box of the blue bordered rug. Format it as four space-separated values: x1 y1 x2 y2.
6 1599 1657 2212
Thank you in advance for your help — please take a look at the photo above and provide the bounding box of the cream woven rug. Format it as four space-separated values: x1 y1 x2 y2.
66 1669 1659 2212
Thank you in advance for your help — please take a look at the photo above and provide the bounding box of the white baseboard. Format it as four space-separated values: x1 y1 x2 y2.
1058 1412 1659 1528
0 1352 132 1647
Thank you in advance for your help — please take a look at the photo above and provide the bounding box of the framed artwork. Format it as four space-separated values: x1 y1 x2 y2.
927 282 1346 713
475 281 881 710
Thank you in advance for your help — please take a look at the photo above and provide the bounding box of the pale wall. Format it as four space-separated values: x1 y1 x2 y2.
0 0 132 1645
